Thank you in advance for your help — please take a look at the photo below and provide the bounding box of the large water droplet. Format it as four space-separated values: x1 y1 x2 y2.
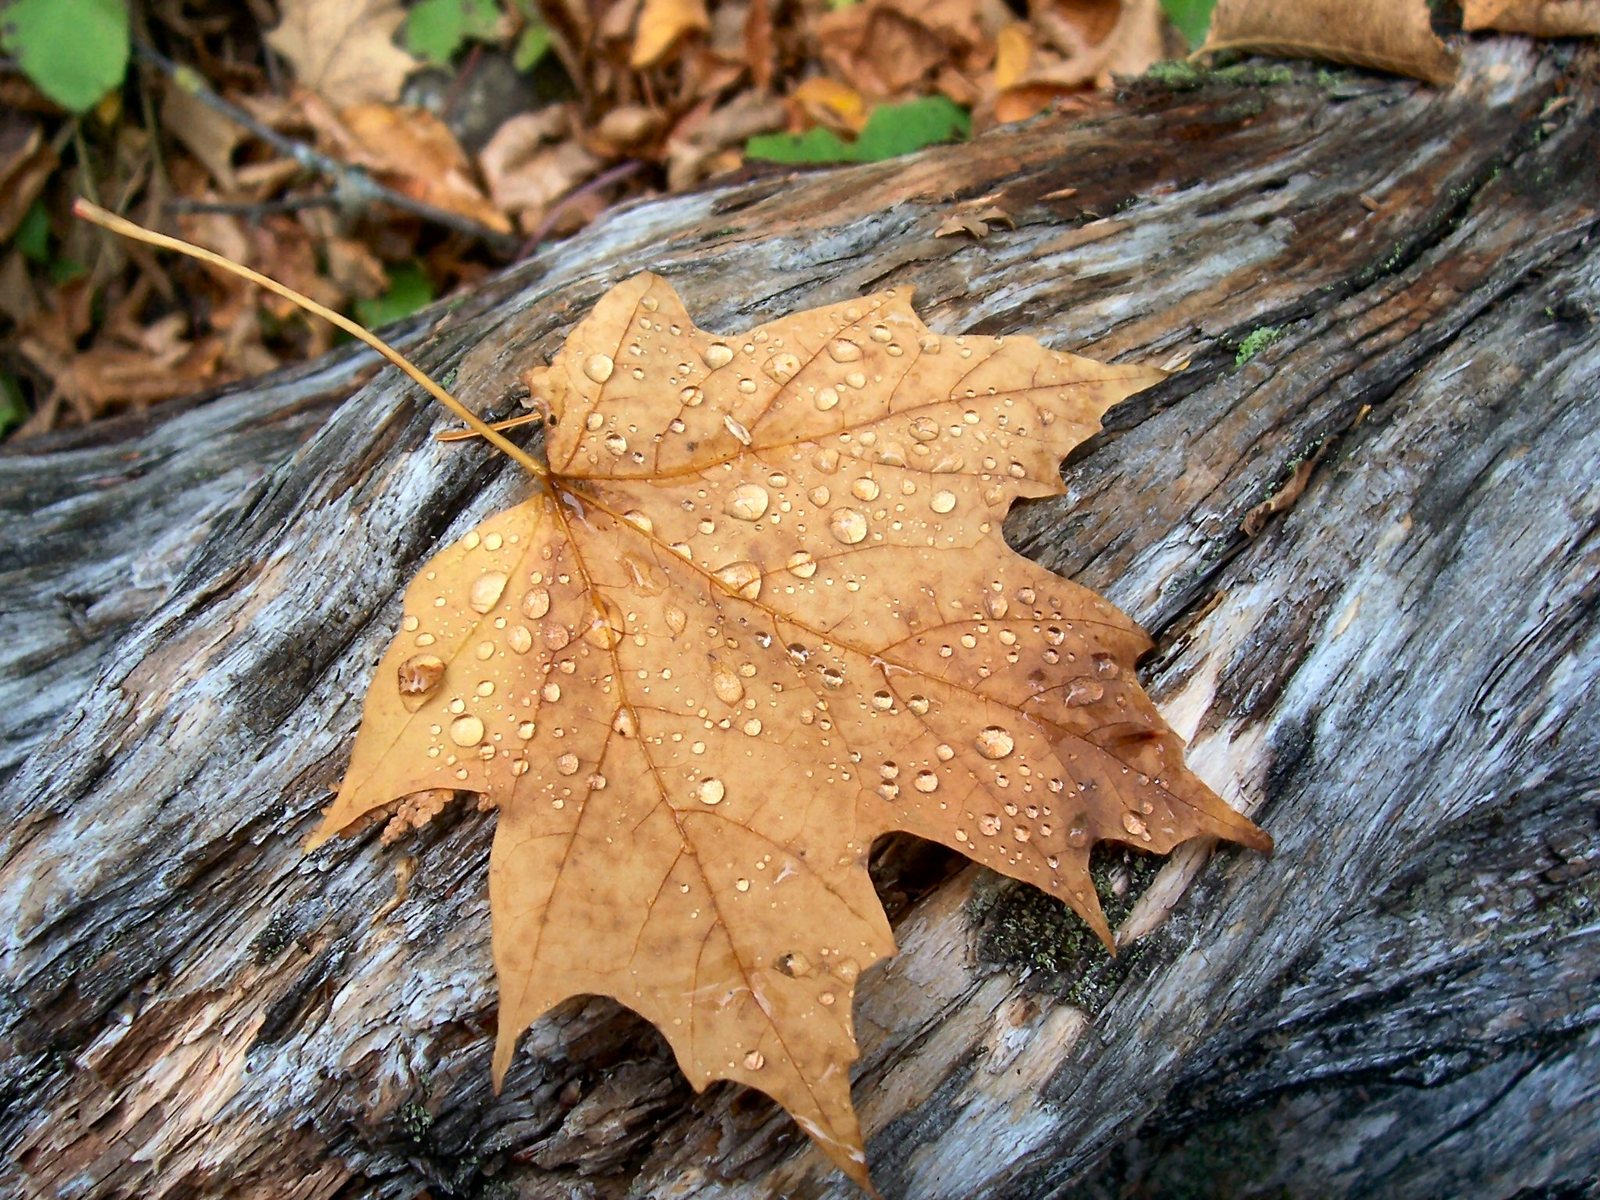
1064 679 1105 706
851 477 880 502
726 483 770 521
695 778 726 805
764 353 800 382
621 510 654 535
523 587 551 619
712 561 763 600
507 625 533 654
743 1050 766 1070
914 770 939 793
449 715 485 747
829 508 868 545
712 668 745 705
704 342 734 368
398 654 445 696
776 950 812 976
975 726 1015 759
814 386 840 411
664 606 688 637
556 752 580 776
1122 812 1149 838
583 353 615 383
469 572 509 614
785 550 817 579
827 338 862 362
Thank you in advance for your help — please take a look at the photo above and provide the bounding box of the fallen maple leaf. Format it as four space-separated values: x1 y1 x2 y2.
1202 0 1458 85
308 275 1271 1189
267 0 419 109
1463 0 1600 34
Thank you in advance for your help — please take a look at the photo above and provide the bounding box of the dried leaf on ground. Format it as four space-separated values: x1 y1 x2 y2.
160 83 244 190
478 107 601 232
632 0 711 67
267 0 420 108
1202 0 1458 84
1463 0 1600 34
336 104 512 234
0 115 56 242
310 276 1271 1190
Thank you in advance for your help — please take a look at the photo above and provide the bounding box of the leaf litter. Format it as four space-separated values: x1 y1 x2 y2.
2 0 1182 437
302 272 1272 1190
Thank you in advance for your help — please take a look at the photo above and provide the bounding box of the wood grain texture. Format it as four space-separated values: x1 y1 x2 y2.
2 39 1597 1200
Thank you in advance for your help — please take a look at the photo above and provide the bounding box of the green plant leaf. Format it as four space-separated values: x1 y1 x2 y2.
1160 0 1216 48
0 373 27 437
405 0 501 65
355 263 435 330
0 0 129 112
746 95 970 165
13 201 51 263
513 19 552 70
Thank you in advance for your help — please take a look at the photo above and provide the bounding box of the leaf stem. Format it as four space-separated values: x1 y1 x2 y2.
71 199 548 478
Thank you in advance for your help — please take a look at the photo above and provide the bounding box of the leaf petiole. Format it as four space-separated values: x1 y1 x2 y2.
70 199 549 478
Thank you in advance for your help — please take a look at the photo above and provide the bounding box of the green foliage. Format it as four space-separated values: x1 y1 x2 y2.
507 0 553 71
13 201 51 264
746 95 970 165
1160 0 1217 48
0 373 27 437
1235 325 1285 366
0 0 129 112
355 263 435 330
405 0 501 65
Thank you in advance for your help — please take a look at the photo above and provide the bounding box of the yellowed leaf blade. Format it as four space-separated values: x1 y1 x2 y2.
1463 0 1600 34
312 274 1269 1191
1202 0 1459 84
631 0 710 68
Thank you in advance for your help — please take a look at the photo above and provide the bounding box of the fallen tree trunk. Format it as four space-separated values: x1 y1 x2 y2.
3 38 1598 1200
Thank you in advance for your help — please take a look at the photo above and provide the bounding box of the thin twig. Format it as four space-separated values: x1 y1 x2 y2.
73 199 548 478
132 41 522 255
165 195 340 217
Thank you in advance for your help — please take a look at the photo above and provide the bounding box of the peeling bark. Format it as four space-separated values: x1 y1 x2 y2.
2 40 1597 1200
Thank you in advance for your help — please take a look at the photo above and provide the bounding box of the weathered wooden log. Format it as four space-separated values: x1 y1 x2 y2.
3 38 1597 1200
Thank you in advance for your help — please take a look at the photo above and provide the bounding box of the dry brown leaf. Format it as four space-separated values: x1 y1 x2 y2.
791 76 870 133
309 275 1270 1191
986 0 1165 124
337 104 512 234
1463 0 1600 33
1202 0 1458 84
935 204 1014 238
816 0 968 98
479 109 601 230
267 0 420 108
632 0 711 66
161 82 244 190
0 114 56 243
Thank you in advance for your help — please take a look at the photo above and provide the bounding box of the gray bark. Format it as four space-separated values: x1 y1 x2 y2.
2 37 1597 1200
